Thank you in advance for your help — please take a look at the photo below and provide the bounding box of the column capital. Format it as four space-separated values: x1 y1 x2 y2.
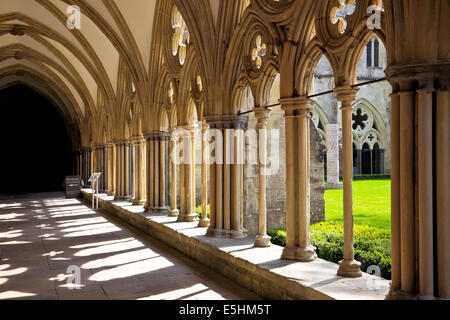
130 135 146 144
385 60 450 92
113 139 130 146
253 107 272 119
93 143 107 150
143 131 169 141
143 131 158 141
334 86 359 106
204 115 248 130
279 96 314 115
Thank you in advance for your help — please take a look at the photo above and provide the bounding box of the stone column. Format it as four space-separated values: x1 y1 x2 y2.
114 141 123 200
144 133 155 211
205 116 247 239
107 143 115 196
254 107 272 247
102 146 107 191
94 144 107 193
132 137 146 205
114 140 122 200
158 132 169 211
334 86 362 278
279 98 317 261
129 141 136 203
198 121 210 227
177 126 198 222
82 147 91 187
325 124 342 189
123 140 131 201
168 128 180 217
386 63 449 299
436 87 450 299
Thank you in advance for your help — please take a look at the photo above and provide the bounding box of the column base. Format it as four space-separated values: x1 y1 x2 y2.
198 218 210 228
155 207 169 213
254 235 272 248
177 213 199 222
168 209 180 217
132 199 146 206
387 288 440 300
281 245 317 262
337 259 362 278
206 228 247 239
107 191 115 197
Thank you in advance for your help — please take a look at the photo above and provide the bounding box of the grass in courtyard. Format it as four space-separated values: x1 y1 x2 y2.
325 179 391 230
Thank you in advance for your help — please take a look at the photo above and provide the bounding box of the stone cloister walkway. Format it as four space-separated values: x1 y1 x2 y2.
0 193 260 300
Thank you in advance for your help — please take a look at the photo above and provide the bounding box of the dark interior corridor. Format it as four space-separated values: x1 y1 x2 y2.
0 85 73 194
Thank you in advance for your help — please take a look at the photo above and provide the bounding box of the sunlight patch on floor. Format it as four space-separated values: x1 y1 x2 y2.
89 257 174 282
74 239 143 257
81 248 160 270
0 291 36 299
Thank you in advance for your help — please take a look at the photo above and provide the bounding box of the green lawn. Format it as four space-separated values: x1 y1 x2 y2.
325 180 391 230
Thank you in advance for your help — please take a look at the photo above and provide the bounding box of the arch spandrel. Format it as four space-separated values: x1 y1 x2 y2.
314 0 386 86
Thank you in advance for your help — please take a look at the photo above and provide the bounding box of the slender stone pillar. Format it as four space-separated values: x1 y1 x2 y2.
279 98 317 261
205 116 248 239
436 88 450 299
177 126 198 222
124 140 131 201
114 141 123 200
102 146 107 191
154 136 160 209
132 136 146 205
198 121 210 227
390 91 401 292
158 132 169 211
94 144 107 193
82 147 92 187
107 143 115 196
254 107 272 247
417 85 435 297
129 141 136 203
113 140 130 201
168 128 180 217
144 133 155 211
386 61 449 299
334 86 362 278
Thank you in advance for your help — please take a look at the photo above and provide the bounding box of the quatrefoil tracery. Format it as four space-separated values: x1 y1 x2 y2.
168 81 175 105
251 34 267 70
352 106 373 136
171 6 190 65
330 0 357 34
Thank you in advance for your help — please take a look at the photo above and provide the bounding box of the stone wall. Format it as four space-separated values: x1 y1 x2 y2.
243 105 325 236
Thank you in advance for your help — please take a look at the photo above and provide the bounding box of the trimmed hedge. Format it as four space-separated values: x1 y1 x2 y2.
268 222 391 279
195 204 210 218
325 175 391 181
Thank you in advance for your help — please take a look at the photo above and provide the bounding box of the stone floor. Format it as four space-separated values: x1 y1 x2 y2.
0 192 261 300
